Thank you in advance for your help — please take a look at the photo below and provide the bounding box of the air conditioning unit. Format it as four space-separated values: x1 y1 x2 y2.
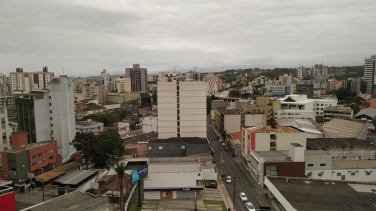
43 158 47 161
21 165 25 168
307 172 312 176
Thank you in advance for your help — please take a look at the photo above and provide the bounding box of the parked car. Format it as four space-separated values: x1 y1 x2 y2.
226 176 232 184
205 183 217 189
239 192 248 201
219 138 222 143
221 143 225 147
246 202 256 211
221 170 225 177
224 147 228 152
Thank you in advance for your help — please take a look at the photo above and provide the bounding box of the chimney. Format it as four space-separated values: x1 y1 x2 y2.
43 66 48 72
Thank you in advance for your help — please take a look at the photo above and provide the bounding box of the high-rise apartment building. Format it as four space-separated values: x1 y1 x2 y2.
100 69 114 91
115 77 131 93
296 84 314 98
15 76 76 162
9 67 54 94
278 74 292 85
185 67 200 81
297 66 309 79
157 72 206 139
364 55 376 94
202 74 218 96
126 64 147 92
311 64 328 76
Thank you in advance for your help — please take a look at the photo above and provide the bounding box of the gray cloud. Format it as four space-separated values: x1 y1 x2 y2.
0 0 376 76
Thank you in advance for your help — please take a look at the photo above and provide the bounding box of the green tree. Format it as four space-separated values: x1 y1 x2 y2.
268 118 277 128
152 91 157 105
335 87 350 101
82 110 119 126
91 129 125 166
228 90 241 98
72 132 95 169
87 103 96 107
113 162 127 210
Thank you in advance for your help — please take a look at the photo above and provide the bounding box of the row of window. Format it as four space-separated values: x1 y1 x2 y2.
31 149 54 159
308 163 326 167
150 146 185 150
32 156 54 166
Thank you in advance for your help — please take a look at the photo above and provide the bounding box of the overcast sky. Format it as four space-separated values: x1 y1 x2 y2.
1 0 376 77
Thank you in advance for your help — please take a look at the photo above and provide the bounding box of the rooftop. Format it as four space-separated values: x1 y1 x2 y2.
332 160 376 170
35 162 82 182
266 177 376 211
149 162 200 173
304 150 329 155
99 173 131 191
6 140 55 153
322 119 367 139
53 170 99 187
307 138 373 150
76 120 104 126
355 107 376 118
244 126 301 133
254 150 290 162
276 119 322 135
148 137 208 145
230 131 242 139
21 190 109 211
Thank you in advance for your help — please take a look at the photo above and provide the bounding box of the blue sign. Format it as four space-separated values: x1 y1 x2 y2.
132 164 148 183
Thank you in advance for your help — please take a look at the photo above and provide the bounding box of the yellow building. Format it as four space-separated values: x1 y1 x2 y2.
242 97 281 122
116 77 131 93
320 89 326 94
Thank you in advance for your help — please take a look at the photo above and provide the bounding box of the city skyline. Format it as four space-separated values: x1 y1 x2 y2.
0 0 376 76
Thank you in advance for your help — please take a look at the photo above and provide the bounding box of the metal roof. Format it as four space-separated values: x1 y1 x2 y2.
322 119 367 139
276 119 322 135
53 170 98 187
355 107 376 118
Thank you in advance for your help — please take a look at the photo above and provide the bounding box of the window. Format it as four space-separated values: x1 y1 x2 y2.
32 162 36 166
170 146 174 150
270 134 276 140
162 191 172 199
32 155 36 159
8 160 15 164
351 172 355 176
50 110 52 114
343 156 347 159
318 172 323 176
51 124 53 127
320 163 326 166
181 146 185 149
159 146 163 150
38 153 42 157
366 171 371 175
50 117 53 120
39 160 43 164
9 167 16 171
49 149 54 153
49 96 51 99
270 142 276 147
308 164 314 167
316 108 319 110
50 156 54 160
337 173 341 176
49 103 52 106
266 166 278 176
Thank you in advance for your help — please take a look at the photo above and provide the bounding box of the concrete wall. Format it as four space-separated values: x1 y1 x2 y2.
254 133 271 151
275 133 307 151
147 143 186 157
305 153 332 170
327 146 376 160
142 116 158 134
34 93 51 144
144 191 160 200
224 115 240 134
158 82 178 139
144 172 202 188
8 150 29 183
244 114 266 126
306 169 376 182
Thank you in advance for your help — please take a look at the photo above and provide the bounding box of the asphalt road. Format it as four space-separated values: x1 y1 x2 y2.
207 119 260 211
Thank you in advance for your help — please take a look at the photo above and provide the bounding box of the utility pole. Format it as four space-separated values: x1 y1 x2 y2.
138 180 141 208
233 177 240 211
42 179 45 202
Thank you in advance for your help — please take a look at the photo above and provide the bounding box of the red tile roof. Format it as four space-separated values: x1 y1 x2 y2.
231 131 242 139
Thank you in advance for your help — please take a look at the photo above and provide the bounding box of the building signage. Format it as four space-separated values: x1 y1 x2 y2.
132 164 148 183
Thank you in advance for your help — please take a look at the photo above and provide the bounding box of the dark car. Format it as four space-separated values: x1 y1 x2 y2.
205 183 217 189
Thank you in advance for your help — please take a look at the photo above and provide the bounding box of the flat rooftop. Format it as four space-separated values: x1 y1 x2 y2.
244 126 301 133
75 120 104 126
276 119 322 135
322 118 366 139
304 150 329 155
53 170 98 186
254 150 290 162
35 162 82 182
6 140 55 153
324 106 352 111
149 162 200 173
267 177 376 211
148 137 208 145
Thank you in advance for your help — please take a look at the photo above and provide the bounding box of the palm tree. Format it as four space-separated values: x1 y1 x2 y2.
113 162 127 211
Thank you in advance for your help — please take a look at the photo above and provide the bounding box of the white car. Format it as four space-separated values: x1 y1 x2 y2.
221 143 225 147
246 202 256 211
226 176 232 184
239 192 248 201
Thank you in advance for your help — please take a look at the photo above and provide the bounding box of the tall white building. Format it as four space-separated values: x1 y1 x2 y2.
157 72 206 139
311 64 328 76
101 69 114 91
202 74 218 96
185 67 200 81
364 55 376 94
15 76 76 162
9 67 54 94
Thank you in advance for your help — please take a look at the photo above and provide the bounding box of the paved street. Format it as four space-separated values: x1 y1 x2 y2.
207 119 261 211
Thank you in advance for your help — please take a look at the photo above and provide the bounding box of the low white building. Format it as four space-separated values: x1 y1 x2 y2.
142 116 158 134
274 109 315 120
102 102 121 110
144 157 216 200
278 95 337 117
305 150 376 182
75 120 104 135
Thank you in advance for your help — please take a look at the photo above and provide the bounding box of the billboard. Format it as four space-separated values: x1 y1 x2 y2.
132 164 148 183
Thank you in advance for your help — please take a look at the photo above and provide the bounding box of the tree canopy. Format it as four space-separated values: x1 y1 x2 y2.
228 90 241 98
335 87 356 101
73 129 125 166
81 109 130 126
